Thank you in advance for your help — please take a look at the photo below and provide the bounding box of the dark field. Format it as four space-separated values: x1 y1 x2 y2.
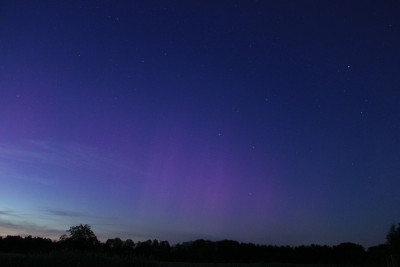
0 252 372 267
0 251 158 267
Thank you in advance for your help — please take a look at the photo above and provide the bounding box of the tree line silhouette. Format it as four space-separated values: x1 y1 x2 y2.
0 223 399 265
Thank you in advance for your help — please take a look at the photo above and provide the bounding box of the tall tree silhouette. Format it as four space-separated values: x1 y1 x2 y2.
387 223 400 265
60 224 99 250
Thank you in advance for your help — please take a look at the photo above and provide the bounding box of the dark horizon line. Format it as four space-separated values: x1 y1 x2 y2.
0 232 386 250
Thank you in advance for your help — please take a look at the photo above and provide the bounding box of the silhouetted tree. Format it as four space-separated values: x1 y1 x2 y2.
294 244 332 263
125 238 135 249
333 242 365 265
105 237 127 255
6 224 400 264
123 238 135 255
158 240 171 260
0 235 53 253
106 237 123 249
135 240 153 257
367 244 389 266
60 224 99 250
216 240 240 262
2 235 24 253
387 223 400 265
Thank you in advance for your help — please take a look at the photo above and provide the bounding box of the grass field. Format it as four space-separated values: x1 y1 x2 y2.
161 263 356 267
0 252 363 267
0 251 159 267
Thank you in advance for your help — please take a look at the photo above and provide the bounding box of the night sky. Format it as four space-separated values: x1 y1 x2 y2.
1 1 400 247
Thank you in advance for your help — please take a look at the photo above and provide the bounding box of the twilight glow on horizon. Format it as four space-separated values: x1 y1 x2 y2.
0 1 399 247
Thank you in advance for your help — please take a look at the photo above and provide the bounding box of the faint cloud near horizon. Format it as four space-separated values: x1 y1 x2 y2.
0 140 114 171
0 217 64 240
43 209 88 218
0 207 116 240
0 139 151 185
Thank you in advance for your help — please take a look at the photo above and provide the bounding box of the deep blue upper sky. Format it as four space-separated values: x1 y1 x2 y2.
0 1 399 247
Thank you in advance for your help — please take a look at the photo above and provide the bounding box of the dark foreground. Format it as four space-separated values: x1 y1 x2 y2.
0 251 158 267
0 251 378 267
